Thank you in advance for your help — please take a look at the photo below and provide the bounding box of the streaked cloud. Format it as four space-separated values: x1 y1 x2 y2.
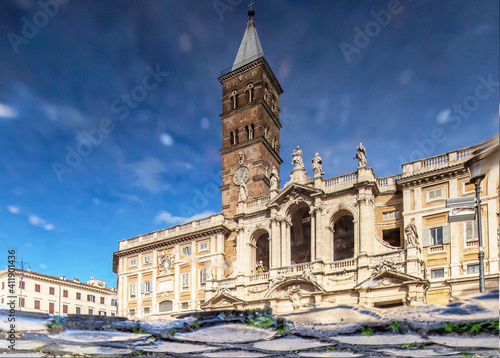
7 205 20 214
160 133 174 146
28 214 55 231
154 210 216 225
123 157 169 193
0 103 18 119
436 109 452 124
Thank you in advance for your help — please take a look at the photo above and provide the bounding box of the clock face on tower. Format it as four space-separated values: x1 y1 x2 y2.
233 166 251 185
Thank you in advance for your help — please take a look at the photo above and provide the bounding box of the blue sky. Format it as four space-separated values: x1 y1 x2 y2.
0 1 498 287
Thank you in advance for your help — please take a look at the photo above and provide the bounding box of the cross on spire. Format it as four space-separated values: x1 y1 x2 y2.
248 1 255 10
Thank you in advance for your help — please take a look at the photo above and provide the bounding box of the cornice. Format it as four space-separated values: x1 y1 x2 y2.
398 165 468 189
113 225 231 258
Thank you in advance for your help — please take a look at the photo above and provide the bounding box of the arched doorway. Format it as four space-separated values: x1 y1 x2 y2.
290 206 311 264
255 232 269 272
333 214 354 261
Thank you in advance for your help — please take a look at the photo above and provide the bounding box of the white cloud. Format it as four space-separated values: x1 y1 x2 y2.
28 214 55 231
201 117 210 129
154 210 216 226
7 205 20 214
123 157 169 193
0 103 18 119
436 109 452 124
39 263 47 269
160 133 174 146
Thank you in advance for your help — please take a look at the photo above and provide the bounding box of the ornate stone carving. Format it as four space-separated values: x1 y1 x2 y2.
215 286 230 296
238 152 245 165
357 193 375 206
301 268 317 285
374 277 404 287
354 143 367 168
311 153 324 176
373 260 399 273
158 250 175 273
286 285 302 310
268 274 286 289
405 223 419 247
247 285 268 294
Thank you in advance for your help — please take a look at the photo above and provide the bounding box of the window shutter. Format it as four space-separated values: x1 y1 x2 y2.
443 224 451 244
422 228 430 247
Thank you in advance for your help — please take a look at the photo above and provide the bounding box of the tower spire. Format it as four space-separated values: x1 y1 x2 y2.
231 4 263 71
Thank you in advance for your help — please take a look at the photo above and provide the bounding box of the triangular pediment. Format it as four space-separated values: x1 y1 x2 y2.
355 269 426 290
201 291 245 309
269 183 321 207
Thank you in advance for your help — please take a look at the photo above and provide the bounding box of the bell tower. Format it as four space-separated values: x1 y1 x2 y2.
218 7 283 217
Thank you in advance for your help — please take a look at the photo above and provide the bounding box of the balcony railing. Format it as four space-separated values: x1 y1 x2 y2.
325 172 358 188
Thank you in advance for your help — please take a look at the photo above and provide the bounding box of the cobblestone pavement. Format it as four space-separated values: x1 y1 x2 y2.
1 291 498 357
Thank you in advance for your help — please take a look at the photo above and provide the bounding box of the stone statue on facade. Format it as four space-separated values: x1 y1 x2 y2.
238 182 248 202
269 165 279 190
311 153 324 176
354 143 367 168
302 268 317 284
292 146 304 169
286 285 302 310
404 223 419 247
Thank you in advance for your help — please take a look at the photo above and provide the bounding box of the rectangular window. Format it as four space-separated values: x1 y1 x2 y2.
34 300 41 310
63 304 68 314
431 268 445 278
141 280 152 294
1 282 4 290
87 294 95 303
181 272 190 290
49 287 55 295
35 284 41 293
182 246 192 256
76 306 81 314
19 297 25 308
99 311 106 316
143 307 150 314
143 255 151 264
100 297 105 304
463 220 478 242
20 281 25 290
430 227 443 246
111 312 116 317
129 258 137 267
129 309 136 316
76 292 81 300
382 211 400 220
181 302 189 310
88 308 94 315
199 242 208 252
63 290 68 298
467 263 480 274
49 302 55 314
111 299 117 306
426 187 444 202
199 268 207 285
129 283 137 298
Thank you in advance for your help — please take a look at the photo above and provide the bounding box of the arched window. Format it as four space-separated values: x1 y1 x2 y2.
246 124 254 140
290 206 311 264
159 300 173 312
230 131 234 145
246 84 254 103
255 233 269 272
234 129 239 144
333 214 355 261
231 90 238 109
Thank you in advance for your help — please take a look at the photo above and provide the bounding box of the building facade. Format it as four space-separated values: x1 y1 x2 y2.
112 10 499 318
0 270 117 316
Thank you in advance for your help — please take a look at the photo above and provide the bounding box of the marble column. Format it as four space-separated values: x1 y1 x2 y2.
310 209 316 261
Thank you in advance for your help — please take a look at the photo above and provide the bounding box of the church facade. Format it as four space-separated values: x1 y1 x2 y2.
112 10 499 318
